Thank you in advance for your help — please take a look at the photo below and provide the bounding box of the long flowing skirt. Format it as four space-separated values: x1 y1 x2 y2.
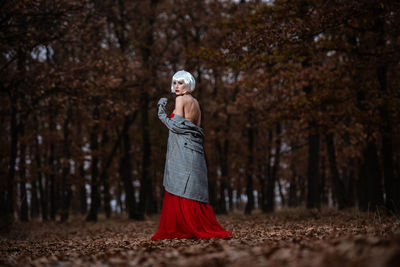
151 190 232 240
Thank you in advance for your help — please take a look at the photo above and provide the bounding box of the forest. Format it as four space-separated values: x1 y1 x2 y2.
1 0 400 266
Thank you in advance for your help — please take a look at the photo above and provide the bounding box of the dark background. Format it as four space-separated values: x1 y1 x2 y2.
1 0 400 226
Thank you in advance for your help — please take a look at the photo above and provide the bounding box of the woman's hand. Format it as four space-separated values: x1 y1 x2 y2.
158 97 168 108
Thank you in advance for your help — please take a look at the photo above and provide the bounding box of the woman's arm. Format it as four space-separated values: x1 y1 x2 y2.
157 98 186 134
174 96 184 117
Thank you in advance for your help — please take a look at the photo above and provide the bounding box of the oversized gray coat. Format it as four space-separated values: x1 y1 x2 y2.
157 97 209 203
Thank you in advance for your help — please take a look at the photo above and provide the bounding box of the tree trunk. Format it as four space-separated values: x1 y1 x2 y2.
302 55 321 210
36 128 48 221
7 96 18 222
103 177 111 218
217 179 227 214
30 178 40 219
86 105 100 222
48 109 57 220
100 129 111 218
19 123 29 222
208 179 217 208
0 185 6 222
138 0 158 217
298 175 306 205
326 133 346 209
258 173 266 212
79 161 87 215
342 166 355 208
273 123 282 208
216 138 227 214
288 163 298 207
207 154 217 209
117 181 124 213
60 107 72 222
236 187 242 210
342 132 355 208
74 118 86 216
0 105 7 219
357 157 368 211
277 178 285 207
364 141 384 211
244 113 254 215
264 129 274 212
138 91 155 216
320 156 328 205
119 131 141 220
374 9 399 213
30 119 41 219
307 120 320 209
228 184 233 212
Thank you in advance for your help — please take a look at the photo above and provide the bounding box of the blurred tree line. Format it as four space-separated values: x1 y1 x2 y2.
1 0 399 226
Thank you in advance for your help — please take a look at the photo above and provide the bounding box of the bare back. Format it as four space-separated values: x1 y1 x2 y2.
173 95 201 126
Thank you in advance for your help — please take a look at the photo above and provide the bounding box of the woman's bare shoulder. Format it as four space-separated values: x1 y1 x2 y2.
192 97 200 109
179 95 200 110
187 95 199 104
175 95 184 101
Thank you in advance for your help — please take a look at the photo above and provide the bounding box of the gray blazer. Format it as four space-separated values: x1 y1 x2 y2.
157 98 209 203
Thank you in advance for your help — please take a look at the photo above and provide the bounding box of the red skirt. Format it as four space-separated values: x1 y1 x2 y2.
151 190 232 240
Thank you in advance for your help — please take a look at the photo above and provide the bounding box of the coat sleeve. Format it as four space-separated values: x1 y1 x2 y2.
157 98 186 134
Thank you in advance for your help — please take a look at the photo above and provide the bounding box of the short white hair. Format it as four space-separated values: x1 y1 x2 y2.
170 70 196 94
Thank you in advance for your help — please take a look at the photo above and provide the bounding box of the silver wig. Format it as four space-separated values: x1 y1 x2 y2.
170 70 196 94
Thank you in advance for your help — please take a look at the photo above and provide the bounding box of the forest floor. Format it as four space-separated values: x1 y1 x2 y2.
1 208 400 267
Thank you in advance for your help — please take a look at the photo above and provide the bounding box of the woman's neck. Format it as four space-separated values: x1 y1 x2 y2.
177 92 191 97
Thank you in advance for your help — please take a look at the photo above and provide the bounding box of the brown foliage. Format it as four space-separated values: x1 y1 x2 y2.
1 210 400 266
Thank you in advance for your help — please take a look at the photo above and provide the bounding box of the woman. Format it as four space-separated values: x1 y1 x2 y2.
151 70 232 240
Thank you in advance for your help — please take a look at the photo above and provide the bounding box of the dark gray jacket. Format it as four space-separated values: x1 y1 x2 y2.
157 98 209 203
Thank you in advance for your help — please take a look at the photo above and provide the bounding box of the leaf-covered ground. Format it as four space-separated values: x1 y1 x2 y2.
1 208 400 267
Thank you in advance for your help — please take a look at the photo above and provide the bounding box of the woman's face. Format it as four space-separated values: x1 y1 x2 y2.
173 80 186 95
